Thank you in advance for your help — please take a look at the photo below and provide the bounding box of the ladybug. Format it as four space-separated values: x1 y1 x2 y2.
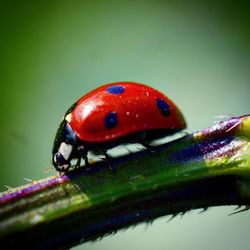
52 82 186 172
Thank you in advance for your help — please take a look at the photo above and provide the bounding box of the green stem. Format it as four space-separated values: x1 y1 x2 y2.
0 115 249 250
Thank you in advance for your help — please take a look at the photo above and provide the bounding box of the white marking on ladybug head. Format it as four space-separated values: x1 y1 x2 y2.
59 142 73 160
65 113 72 123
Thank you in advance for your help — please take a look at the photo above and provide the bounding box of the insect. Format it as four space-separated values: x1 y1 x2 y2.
52 82 186 172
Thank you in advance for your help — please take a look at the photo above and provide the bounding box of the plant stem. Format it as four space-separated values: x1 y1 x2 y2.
0 115 249 250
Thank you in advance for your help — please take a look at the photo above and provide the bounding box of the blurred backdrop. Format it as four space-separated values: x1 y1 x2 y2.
1 1 249 250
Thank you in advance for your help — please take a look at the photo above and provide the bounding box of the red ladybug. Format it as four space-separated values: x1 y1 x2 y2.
52 82 186 172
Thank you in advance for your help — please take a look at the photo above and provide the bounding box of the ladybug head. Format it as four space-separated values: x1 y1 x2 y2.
52 121 77 172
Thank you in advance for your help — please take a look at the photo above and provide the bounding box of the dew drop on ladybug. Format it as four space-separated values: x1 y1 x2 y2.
52 82 186 172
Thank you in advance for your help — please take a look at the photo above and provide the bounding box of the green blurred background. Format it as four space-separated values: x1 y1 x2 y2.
1 1 249 249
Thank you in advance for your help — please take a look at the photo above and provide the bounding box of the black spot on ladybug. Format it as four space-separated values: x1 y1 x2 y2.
105 112 118 129
156 98 170 116
107 85 125 95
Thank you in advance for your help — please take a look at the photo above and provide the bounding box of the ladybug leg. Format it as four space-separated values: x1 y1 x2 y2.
138 140 155 152
83 153 90 169
229 205 250 216
76 145 90 169
95 146 116 172
103 151 116 172
75 156 81 168
134 132 155 152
